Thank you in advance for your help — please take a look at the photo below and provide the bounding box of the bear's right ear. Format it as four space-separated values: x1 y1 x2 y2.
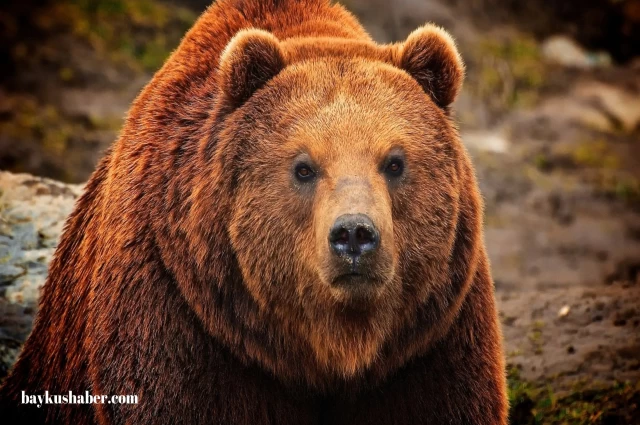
396 24 465 109
218 29 286 109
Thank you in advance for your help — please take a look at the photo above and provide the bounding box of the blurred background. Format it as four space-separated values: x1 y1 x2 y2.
0 1 639 423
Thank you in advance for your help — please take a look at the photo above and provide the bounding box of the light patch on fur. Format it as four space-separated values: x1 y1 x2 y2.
219 28 281 68
399 23 465 107
404 24 465 75
218 28 286 108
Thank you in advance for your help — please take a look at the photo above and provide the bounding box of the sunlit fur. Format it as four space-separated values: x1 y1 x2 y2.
0 1 507 424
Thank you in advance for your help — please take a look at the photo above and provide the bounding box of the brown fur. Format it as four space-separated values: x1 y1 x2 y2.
0 0 507 424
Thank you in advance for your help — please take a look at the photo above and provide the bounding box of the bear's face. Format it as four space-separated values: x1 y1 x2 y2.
212 28 466 377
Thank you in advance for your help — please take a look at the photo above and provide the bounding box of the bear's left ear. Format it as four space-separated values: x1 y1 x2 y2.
396 24 465 108
218 29 286 109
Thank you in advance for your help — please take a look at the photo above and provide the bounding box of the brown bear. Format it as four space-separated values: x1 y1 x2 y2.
0 0 507 423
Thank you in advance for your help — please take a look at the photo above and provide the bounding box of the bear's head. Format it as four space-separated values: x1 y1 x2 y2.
174 25 481 388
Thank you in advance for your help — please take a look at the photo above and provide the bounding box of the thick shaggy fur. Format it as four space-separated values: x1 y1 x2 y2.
0 1 507 424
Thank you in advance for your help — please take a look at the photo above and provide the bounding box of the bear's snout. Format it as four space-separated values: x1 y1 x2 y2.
315 174 396 295
328 213 380 261
329 214 380 260
325 210 392 292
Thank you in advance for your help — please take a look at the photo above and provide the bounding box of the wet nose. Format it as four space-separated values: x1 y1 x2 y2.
329 214 380 258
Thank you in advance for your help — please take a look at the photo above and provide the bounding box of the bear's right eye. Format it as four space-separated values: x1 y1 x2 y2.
384 157 404 178
295 163 316 182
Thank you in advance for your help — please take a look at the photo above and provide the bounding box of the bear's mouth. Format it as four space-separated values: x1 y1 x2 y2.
328 278 382 314
330 271 385 304
333 271 377 285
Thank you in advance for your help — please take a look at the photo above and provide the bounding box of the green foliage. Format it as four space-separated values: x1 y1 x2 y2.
470 33 545 111
508 367 640 425
533 153 551 171
528 321 545 355
28 0 196 74
0 98 75 157
571 140 620 170
615 178 640 205
568 139 640 206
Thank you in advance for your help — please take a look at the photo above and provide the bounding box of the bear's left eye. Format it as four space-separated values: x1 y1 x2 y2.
295 163 316 182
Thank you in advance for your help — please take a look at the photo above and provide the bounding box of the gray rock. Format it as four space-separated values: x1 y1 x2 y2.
0 172 82 305
541 35 612 69
0 264 25 285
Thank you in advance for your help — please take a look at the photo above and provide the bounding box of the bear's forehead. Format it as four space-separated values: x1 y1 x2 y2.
290 96 414 143
278 37 418 94
266 66 437 150
269 38 435 117
277 93 436 165
267 60 432 123
280 37 397 64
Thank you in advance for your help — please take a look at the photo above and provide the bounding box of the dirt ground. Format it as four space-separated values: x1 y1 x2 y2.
1 1 639 423
475 84 640 422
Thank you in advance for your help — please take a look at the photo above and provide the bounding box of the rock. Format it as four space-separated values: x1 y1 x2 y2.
541 36 611 69
0 172 81 376
0 265 25 285
10 223 38 250
0 172 82 306
463 130 510 154
558 305 570 318
537 97 615 132
534 78 640 133
574 81 640 132
0 298 35 379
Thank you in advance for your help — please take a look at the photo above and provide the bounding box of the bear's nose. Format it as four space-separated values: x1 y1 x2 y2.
328 214 380 258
